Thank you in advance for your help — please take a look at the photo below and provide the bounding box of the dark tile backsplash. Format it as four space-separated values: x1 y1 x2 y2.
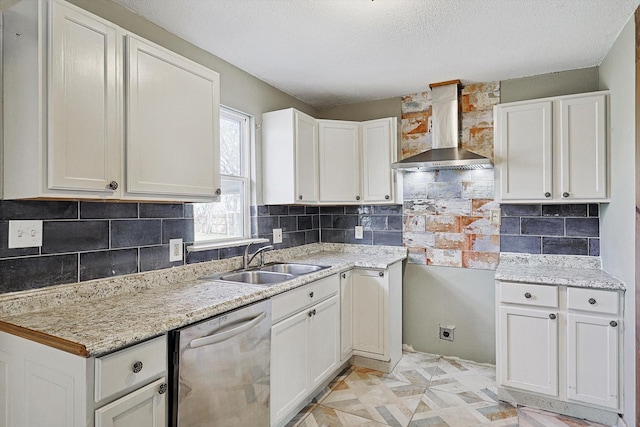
1 200 402 294
500 203 600 256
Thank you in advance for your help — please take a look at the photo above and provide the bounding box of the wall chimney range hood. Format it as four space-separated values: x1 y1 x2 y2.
392 80 492 171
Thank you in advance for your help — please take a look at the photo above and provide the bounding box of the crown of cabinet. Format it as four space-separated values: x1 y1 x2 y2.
2 0 220 202
262 108 397 205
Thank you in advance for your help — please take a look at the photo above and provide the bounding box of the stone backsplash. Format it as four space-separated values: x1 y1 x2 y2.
400 82 501 269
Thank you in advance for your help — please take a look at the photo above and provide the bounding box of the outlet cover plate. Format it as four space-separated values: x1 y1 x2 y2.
273 228 283 244
169 238 183 262
439 325 455 342
354 226 363 239
8 220 43 248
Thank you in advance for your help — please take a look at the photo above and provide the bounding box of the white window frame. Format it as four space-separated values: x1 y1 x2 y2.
188 106 254 250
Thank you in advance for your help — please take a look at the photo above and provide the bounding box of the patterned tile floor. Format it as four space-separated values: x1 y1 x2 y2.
287 351 608 427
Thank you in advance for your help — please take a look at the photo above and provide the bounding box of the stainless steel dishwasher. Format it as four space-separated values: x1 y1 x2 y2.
169 300 271 426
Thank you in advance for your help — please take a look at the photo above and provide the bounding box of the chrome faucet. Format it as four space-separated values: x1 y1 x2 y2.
243 243 274 269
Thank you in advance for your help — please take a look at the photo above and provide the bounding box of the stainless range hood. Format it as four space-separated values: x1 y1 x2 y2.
392 80 492 171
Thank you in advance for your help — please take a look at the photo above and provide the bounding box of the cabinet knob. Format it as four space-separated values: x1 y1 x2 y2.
549 313 556 320
610 320 618 327
299 195 303 200
379 272 384 277
132 361 143 373
524 292 532 299
309 291 314 298
563 192 570 198
108 181 119 191
215 188 222 195
158 383 168 394
588 298 596 305
356 195 361 201
385 195 390 200
544 192 551 198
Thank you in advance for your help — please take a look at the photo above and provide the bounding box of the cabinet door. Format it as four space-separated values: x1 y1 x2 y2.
498 306 558 396
126 34 220 200
566 313 619 409
496 102 553 201
352 269 386 357
48 0 121 194
270 310 308 426
95 377 166 427
558 94 607 200
318 121 360 203
309 295 340 389
295 111 319 202
340 271 354 361
361 119 395 203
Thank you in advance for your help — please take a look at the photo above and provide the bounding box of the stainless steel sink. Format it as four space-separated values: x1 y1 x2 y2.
216 270 294 285
259 263 326 275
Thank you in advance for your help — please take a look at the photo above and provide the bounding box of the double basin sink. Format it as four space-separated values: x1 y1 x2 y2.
201 263 329 286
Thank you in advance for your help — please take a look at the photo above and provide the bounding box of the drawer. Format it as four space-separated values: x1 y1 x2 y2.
499 282 558 307
95 335 167 402
567 287 619 315
272 274 339 323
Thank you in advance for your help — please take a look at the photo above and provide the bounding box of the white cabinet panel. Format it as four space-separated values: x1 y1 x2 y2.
495 91 609 203
295 112 320 202
125 35 220 199
566 314 619 409
95 378 166 427
318 120 360 203
340 271 353 361
498 306 558 396
362 119 395 203
352 269 385 356
309 295 340 389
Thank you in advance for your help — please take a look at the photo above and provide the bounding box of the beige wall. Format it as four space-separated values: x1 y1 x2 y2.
598 15 636 426
500 67 599 103
67 0 318 205
317 97 401 122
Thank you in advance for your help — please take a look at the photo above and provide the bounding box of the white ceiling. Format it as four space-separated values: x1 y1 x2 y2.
111 0 639 109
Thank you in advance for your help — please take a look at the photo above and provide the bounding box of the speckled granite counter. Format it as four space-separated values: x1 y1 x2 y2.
0 243 406 357
495 253 625 291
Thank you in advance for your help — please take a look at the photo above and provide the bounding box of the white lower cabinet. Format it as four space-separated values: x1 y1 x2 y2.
339 270 354 361
270 275 340 427
496 281 623 420
351 262 403 369
0 332 167 427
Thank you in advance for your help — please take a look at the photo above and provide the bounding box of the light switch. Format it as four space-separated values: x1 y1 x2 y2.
490 208 502 225
8 220 43 248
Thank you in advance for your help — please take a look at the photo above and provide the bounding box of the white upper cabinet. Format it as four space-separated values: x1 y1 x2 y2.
318 120 361 203
494 91 608 203
125 34 220 200
262 109 319 204
361 118 396 203
2 0 221 202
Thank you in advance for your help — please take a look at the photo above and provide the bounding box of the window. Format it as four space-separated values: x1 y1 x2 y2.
193 107 251 244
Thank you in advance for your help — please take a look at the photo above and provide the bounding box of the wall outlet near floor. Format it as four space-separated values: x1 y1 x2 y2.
169 238 183 262
8 220 43 248
490 208 502 225
439 325 455 342
354 225 364 239
273 228 283 244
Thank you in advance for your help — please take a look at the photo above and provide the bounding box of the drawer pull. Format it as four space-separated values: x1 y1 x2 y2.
610 320 618 327
309 291 314 298
132 361 143 373
524 292 532 299
588 298 597 305
549 313 556 320
158 383 168 394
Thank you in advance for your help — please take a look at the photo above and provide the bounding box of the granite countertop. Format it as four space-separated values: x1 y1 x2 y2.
495 253 625 291
0 243 406 357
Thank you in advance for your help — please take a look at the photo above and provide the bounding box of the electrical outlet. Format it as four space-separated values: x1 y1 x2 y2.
439 325 455 342
354 226 363 239
490 208 502 225
8 220 43 248
169 238 183 262
273 228 283 244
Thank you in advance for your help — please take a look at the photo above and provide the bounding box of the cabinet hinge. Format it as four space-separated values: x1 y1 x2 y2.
172 351 179 366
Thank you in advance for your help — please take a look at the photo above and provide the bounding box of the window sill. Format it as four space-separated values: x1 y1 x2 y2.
186 237 270 252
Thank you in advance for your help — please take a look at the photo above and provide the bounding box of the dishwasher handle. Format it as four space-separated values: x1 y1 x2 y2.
189 311 267 348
